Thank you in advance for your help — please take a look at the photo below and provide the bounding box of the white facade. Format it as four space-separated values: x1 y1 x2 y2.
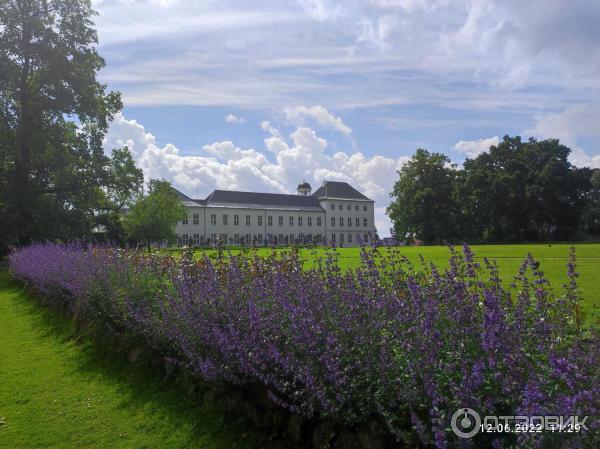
174 181 376 247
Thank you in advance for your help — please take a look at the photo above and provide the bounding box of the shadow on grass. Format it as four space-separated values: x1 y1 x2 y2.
0 271 275 449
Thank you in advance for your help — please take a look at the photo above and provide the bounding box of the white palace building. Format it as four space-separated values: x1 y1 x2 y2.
174 180 377 247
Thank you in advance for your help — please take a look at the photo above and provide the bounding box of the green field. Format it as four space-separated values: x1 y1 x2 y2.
0 270 259 449
179 243 600 321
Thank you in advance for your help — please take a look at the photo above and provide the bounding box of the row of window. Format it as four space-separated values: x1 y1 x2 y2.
330 217 369 228
331 204 368 212
330 233 371 244
182 214 368 228
178 233 324 245
186 214 324 227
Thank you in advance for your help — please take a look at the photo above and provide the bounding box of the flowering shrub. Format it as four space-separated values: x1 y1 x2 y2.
9 243 599 448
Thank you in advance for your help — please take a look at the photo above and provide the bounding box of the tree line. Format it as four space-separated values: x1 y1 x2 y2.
387 136 600 244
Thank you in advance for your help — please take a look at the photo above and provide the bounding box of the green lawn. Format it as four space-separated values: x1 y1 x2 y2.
0 270 259 449
181 243 600 321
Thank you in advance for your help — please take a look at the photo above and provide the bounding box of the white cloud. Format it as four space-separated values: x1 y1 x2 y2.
453 136 500 158
284 105 352 136
569 149 600 169
104 113 407 236
224 113 246 124
93 0 600 112
295 0 343 21
526 103 600 168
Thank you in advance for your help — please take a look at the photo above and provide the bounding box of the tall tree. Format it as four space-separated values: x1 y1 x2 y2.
123 180 186 251
579 169 600 237
460 136 589 242
96 146 144 243
0 0 121 250
387 149 459 244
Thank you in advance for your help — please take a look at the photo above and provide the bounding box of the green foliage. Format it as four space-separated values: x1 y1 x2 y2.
580 169 600 236
388 136 599 243
123 180 186 250
387 148 459 243
96 146 144 243
0 0 135 250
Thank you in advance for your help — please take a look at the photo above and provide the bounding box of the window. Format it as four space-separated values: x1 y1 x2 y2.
268 215 273 226
258 216 263 226
356 217 360 227
193 214 199 225
330 204 335 210
316 217 321 226
298 216 303 227
210 214 216 225
347 217 351 227
278 216 284 226
289 216 294 227
279 234 284 244
307 216 312 227
234 215 239 226
347 205 351 211
331 217 335 227
315 234 321 243
339 217 344 227
182 216 188 225
222 214 228 225
193 234 200 245
257 234 263 244
246 215 251 226
363 206 367 211
363 218 368 228
338 204 343 210
289 234 294 243
221 233 227 242
331 233 336 243
340 233 344 243
210 233 216 243
245 233 251 243
364 233 368 242
355 205 359 211
182 233 189 245
234 234 240 244
356 233 360 243
348 233 352 243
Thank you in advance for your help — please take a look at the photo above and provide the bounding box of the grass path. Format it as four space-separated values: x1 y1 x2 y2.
0 270 257 449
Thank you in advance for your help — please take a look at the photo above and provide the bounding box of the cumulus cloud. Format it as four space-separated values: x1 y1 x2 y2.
453 136 500 158
284 106 352 136
224 113 246 124
526 103 600 168
103 113 406 236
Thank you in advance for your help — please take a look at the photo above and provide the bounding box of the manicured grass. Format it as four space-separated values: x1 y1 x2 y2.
0 270 259 449
182 243 600 321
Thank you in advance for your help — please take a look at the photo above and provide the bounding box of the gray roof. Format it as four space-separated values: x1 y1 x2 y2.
175 180 371 210
200 190 323 211
312 181 372 201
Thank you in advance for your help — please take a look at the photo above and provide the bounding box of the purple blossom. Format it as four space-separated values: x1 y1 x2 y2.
8 243 599 449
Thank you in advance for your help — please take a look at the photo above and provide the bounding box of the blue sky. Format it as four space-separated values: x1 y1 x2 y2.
95 0 600 235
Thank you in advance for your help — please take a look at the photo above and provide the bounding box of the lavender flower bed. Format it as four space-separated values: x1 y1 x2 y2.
9 243 599 448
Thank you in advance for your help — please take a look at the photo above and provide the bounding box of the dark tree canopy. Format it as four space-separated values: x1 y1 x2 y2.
387 149 459 244
0 0 124 250
388 137 599 244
